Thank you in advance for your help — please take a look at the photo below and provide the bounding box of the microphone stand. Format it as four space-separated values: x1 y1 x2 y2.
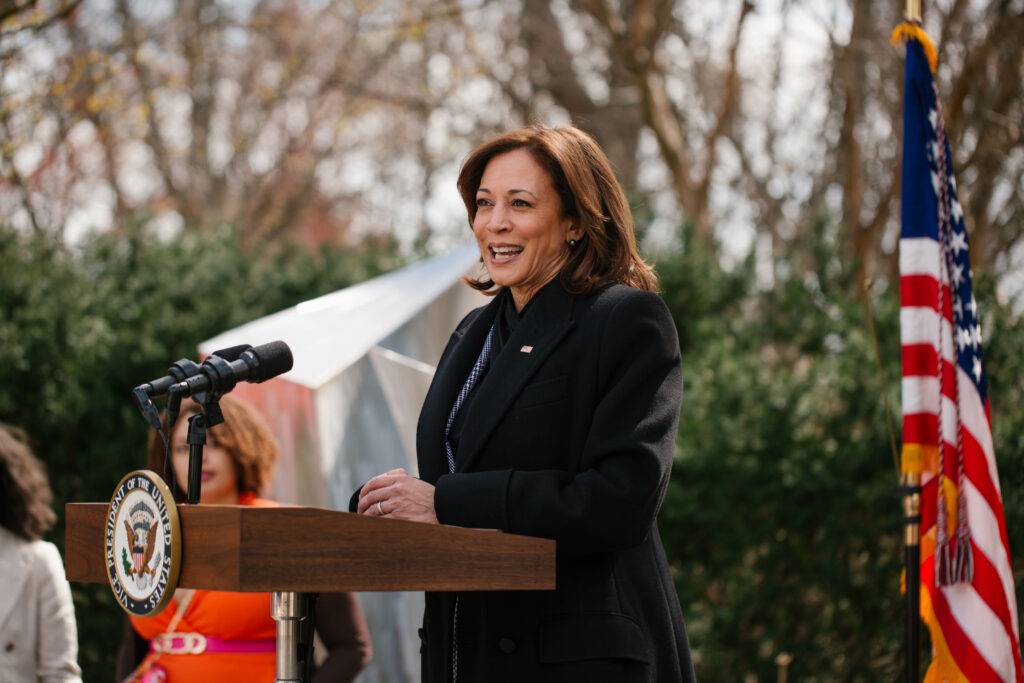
182 395 227 505
184 412 207 505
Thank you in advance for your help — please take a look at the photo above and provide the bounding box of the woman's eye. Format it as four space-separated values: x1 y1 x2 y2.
511 199 530 207
173 444 189 454
475 197 491 207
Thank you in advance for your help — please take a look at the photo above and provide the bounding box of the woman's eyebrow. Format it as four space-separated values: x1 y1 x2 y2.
476 187 538 199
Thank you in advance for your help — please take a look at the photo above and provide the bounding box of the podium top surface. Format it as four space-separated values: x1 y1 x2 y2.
66 503 555 593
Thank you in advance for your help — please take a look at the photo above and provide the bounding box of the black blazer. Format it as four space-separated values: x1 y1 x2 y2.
416 278 695 683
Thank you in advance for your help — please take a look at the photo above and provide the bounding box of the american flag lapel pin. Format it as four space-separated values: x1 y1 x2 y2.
520 345 534 354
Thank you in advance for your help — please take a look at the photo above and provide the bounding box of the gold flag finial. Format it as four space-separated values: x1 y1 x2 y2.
906 0 921 21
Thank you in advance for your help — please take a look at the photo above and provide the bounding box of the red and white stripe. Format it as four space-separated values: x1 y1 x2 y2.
900 235 1022 682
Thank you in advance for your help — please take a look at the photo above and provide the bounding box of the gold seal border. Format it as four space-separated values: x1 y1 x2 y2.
105 469 182 617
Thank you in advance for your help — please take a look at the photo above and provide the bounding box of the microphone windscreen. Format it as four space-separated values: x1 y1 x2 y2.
247 341 294 382
211 343 253 362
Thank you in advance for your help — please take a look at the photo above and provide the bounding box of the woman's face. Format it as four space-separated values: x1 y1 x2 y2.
473 149 580 310
170 414 240 505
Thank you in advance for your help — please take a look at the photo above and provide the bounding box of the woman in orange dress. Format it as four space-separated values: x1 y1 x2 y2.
117 396 371 682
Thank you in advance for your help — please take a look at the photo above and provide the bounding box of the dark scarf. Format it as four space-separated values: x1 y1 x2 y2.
446 287 536 458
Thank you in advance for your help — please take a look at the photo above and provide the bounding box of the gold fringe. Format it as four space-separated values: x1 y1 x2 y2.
901 442 939 474
891 22 938 74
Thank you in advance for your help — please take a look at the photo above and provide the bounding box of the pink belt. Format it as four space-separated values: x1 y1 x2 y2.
150 632 276 655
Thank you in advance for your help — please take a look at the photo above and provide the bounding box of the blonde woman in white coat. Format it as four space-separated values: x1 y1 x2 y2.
0 424 82 683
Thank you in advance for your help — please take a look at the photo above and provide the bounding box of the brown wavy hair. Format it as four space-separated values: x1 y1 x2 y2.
0 423 57 541
147 395 279 503
457 124 658 295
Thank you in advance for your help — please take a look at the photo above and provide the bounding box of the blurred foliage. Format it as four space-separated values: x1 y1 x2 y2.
0 220 402 680
656 219 1024 681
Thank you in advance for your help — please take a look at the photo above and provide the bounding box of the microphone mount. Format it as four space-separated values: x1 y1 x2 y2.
131 341 293 503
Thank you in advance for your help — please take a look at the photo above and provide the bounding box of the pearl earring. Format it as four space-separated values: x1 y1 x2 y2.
568 239 578 248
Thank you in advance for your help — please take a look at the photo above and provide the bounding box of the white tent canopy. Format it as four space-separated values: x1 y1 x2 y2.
201 242 483 389
198 243 487 683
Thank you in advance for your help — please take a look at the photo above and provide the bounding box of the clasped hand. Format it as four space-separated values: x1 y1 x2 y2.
356 468 438 524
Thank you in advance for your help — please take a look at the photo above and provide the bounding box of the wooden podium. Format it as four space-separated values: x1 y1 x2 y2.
66 503 555 680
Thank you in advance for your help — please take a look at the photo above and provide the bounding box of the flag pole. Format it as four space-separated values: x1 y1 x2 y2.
906 0 921 21
900 471 921 682
899 4 922 678
863 265 922 679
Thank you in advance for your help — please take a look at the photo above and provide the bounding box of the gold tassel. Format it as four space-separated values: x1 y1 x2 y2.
891 22 938 74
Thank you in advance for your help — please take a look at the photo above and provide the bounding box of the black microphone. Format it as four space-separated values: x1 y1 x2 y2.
174 342 290 504
176 341 293 399
132 344 253 430
137 344 253 399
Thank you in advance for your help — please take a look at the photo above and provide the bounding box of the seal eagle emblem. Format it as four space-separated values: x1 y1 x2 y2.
124 501 160 582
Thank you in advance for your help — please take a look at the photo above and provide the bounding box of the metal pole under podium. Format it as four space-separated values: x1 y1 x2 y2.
272 591 307 683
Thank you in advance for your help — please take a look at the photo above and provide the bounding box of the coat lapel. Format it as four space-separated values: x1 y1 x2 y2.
0 529 30 630
454 281 575 473
417 296 503 483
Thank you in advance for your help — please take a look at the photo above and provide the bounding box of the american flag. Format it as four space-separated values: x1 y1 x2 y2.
896 25 1022 682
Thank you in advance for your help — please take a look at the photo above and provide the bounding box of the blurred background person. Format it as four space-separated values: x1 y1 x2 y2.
117 395 371 683
0 423 83 682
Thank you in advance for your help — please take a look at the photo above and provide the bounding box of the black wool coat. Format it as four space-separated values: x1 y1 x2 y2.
416 278 696 683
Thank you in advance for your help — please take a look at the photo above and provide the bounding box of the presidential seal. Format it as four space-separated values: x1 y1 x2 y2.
105 470 182 616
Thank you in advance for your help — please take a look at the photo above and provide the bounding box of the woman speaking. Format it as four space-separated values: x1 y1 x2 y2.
357 125 695 682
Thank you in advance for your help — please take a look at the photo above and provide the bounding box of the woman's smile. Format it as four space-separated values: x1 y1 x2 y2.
488 243 524 264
